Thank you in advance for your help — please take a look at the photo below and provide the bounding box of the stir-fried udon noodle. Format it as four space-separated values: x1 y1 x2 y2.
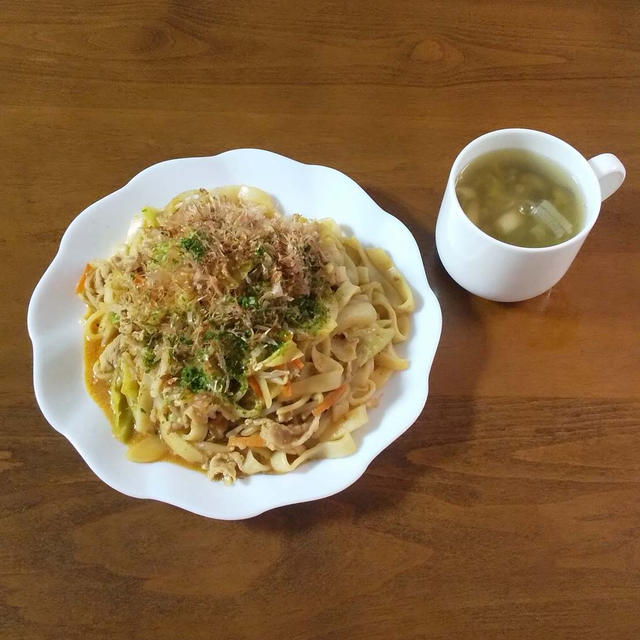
78 185 414 483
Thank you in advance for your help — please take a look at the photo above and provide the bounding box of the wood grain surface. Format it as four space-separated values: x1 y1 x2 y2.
2 1 640 638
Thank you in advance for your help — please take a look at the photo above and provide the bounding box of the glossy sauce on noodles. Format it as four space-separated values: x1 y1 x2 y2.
84 337 205 472
84 337 111 418
77 186 415 483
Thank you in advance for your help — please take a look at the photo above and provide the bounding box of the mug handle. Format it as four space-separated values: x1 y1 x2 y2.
588 153 626 201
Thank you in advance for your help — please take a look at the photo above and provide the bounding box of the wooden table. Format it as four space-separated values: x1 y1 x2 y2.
3 1 639 638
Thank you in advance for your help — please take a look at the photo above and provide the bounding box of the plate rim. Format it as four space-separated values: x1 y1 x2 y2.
27 148 442 519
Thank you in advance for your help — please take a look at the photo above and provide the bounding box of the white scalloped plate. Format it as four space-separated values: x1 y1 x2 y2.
27 149 442 520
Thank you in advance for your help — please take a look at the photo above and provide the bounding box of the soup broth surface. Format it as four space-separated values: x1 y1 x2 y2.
455 148 585 248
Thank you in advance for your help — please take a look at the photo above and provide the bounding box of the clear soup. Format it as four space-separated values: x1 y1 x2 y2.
455 148 585 248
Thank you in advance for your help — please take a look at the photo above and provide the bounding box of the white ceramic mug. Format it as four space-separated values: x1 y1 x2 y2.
435 128 626 302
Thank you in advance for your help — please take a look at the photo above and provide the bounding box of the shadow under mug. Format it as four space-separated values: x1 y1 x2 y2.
435 128 626 302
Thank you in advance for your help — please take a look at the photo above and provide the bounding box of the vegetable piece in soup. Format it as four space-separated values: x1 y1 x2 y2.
455 149 585 248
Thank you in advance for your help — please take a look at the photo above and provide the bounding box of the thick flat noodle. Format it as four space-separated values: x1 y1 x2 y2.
84 309 106 341
330 335 357 362
289 370 343 398
93 311 118 346
336 301 377 331
366 247 415 314
276 394 313 419
78 185 416 483
311 342 343 374
270 432 357 473
343 237 401 307
331 393 350 421
160 422 206 465
370 366 393 389
314 315 338 339
334 280 360 309
349 322 395 367
320 405 368 442
397 314 411 342
351 358 374 387
371 289 410 343
342 250 359 284
348 380 376 406
238 449 271 475
356 266 369 284
374 343 409 371
184 405 208 441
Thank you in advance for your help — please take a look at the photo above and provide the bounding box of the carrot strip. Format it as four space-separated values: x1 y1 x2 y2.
312 384 347 417
281 380 292 398
289 358 304 370
133 274 145 286
228 434 265 449
248 376 262 399
75 263 93 294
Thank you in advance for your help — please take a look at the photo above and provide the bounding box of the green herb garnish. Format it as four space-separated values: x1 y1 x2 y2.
142 348 157 371
180 232 206 261
179 365 210 393
219 331 248 379
285 295 327 331
238 295 258 309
